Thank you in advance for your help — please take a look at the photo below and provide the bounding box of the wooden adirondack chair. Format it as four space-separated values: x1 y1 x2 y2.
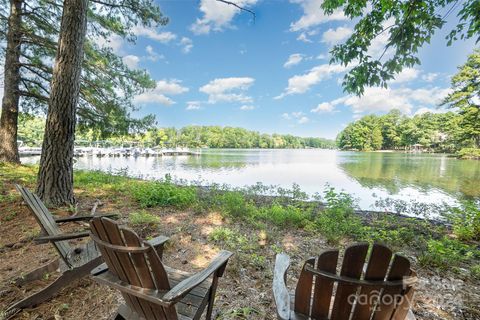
273 243 417 320
89 217 233 320
7 185 169 314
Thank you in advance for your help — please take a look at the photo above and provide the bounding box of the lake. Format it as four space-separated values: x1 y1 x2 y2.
21 149 480 210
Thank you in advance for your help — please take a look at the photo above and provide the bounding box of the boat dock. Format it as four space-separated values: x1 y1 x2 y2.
19 147 201 157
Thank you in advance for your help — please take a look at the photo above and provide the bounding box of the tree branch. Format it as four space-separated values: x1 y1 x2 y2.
216 0 255 22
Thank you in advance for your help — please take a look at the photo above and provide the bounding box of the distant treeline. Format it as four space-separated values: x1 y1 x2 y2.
336 109 472 152
19 115 335 149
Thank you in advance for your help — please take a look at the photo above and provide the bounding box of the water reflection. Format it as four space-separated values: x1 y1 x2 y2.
338 152 480 199
21 149 480 209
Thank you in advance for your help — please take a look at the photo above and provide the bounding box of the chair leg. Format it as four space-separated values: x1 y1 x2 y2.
6 257 101 312
205 276 219 320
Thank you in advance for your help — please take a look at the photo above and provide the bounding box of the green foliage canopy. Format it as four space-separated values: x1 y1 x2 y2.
322 0 480 95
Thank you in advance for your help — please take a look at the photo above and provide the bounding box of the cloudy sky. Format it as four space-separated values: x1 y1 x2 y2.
108 0 476 139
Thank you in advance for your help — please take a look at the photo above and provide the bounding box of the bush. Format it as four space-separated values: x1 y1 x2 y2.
129 211 160 226
310 187 363 244
419 237 477 269
456 148 480 159
445 201 480 241
471 265 480 280
131 181 197 209
214 191 256 217
257 203 309 227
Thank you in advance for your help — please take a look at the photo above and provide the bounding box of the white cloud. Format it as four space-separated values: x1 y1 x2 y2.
191 0 258 35
297 32 312 43
275 63 347 98
388 68 420 84
282 111 309 124
186 101 202 110
311 101 335 113
200 77 255 103
367 19 395 59
321 26 352 45
96 34 124 54
180 37 193 53
145 45 164 62
133 26 177 43
290 0 347 32
324 86 451 115
422 73 439 82
298 116 310 124
134 79 189 106
240 105 255 110
414 107 449 116
284 54 304 68
122 55 140 69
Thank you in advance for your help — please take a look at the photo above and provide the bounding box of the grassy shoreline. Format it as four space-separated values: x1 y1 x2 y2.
1 163 480 319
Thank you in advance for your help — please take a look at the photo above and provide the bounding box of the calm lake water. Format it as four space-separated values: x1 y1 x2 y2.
22 149 480 210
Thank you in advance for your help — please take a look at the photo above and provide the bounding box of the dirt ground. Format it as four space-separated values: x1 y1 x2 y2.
1 180 479 319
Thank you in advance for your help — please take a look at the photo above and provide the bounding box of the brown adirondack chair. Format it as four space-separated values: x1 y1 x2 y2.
7 185 168 314
89 217 233 320
273 243 417 320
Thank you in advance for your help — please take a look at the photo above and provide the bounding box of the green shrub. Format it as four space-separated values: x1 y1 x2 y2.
131 182 197 209
310 187 363 244
214 191 255 217
257 204 309 227
208 227 257 252
209 227 238 243
456 148 480 159
419 237 477 269
445 201 480 241
129 211 160 226
471 265 480 280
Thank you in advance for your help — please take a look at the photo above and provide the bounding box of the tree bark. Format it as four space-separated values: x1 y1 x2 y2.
0 0 23 164
36 0 88 206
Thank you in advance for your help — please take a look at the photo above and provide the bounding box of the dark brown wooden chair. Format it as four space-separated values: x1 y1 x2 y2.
89 217 233 320
273 243 417 320
7 185 168 314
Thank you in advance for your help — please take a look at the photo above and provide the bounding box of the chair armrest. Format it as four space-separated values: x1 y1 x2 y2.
54 213 118 223
92 270 171 307
35 231 90 243
147 235 169 259
162 250 233 303
273 253 291 320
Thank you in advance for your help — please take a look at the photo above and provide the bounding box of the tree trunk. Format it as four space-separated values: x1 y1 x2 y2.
0 0 22 164
36 0 88 206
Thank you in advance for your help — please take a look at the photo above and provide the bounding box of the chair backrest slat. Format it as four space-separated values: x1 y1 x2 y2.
330 243 369 320
292 243 415 320
16 185 71 261
352 244 393 319
372 254 411 320
294 258 315 315
310 250 338 319
90 218 177 320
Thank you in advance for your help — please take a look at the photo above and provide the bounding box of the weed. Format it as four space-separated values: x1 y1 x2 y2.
309 187 362 244
131 181 197 209
418 237 477 270
470 265 480 280
443 201 480 241
129 210 160 226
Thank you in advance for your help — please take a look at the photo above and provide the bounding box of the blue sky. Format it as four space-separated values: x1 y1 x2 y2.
107 0 477 139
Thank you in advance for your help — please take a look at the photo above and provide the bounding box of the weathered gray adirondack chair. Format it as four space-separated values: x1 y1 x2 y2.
273 243 417 320
89 217 233 320
7 185 168 314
